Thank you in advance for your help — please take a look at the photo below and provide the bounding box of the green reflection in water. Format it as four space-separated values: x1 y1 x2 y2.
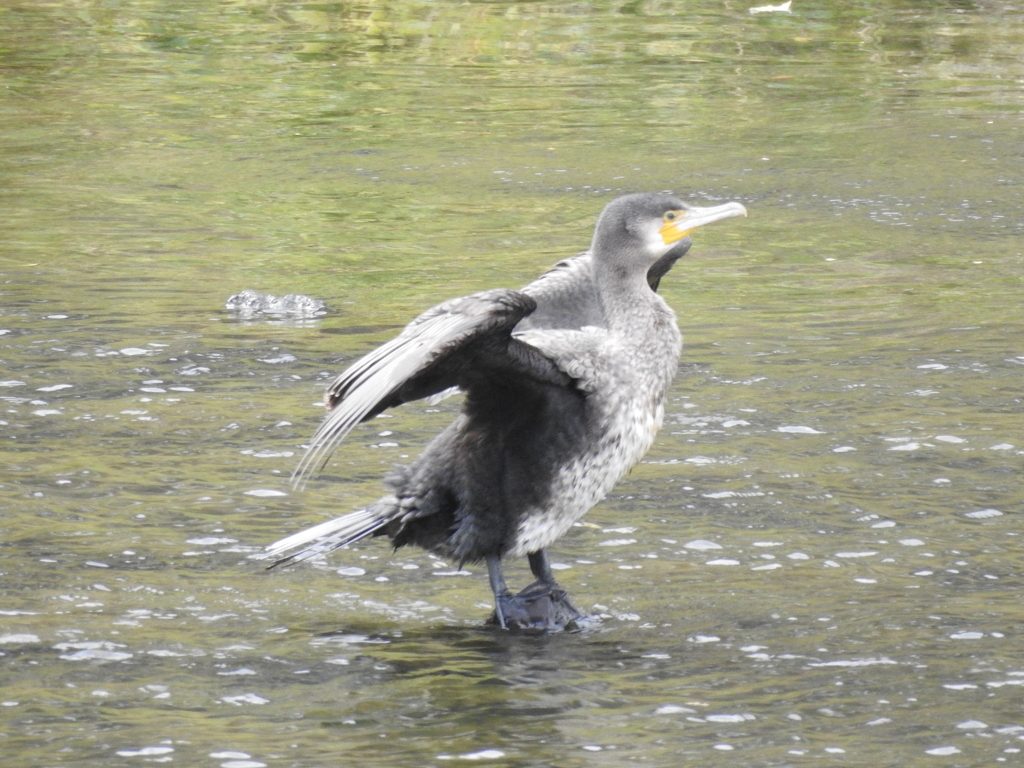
2 1 1024 767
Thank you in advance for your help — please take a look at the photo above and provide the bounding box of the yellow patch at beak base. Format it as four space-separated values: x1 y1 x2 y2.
659 220 693 245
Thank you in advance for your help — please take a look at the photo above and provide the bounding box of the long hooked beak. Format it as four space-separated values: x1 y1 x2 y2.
660 201 748 244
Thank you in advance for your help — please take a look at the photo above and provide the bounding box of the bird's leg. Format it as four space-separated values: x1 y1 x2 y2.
524 549 582 621
486 549 584 631
527 549 556 584
487 554 551 630
486 554 512 629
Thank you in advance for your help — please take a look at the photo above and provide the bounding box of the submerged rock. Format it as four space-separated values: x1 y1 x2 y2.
225 289 327 320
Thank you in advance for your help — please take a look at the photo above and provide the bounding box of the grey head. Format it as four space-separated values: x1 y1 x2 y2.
591 192 748 287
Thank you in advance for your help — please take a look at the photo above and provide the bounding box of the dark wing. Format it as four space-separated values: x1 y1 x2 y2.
517 254 604 332
292 288 573 487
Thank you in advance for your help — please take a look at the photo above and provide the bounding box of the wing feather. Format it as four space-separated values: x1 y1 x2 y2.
255 507 387 567
292 289 542 487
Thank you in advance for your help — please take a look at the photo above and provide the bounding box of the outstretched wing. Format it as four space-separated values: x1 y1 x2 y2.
292 288 573 487
518 254 604 332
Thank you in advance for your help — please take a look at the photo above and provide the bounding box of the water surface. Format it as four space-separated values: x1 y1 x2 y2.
2 1 1024 766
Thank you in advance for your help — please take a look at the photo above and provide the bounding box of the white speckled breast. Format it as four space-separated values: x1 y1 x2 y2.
510 298 682 557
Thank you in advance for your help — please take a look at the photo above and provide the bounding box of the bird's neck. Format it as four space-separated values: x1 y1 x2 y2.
592 261 664 332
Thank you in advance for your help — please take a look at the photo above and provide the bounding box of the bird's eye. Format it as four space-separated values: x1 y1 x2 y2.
664 212 676 221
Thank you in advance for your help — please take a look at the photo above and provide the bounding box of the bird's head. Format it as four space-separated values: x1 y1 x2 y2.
592 193 747 284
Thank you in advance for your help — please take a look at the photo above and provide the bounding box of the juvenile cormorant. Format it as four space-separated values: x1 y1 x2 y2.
260 192 747 630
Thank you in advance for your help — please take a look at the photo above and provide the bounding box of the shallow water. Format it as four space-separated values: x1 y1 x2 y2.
3 1 1024 766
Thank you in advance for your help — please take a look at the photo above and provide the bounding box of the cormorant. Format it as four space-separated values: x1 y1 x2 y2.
259 192 747 630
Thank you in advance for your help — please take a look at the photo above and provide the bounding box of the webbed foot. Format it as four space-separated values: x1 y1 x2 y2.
487 580 585 632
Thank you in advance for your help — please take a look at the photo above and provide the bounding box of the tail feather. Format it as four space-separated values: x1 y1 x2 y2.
254 507 389 569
